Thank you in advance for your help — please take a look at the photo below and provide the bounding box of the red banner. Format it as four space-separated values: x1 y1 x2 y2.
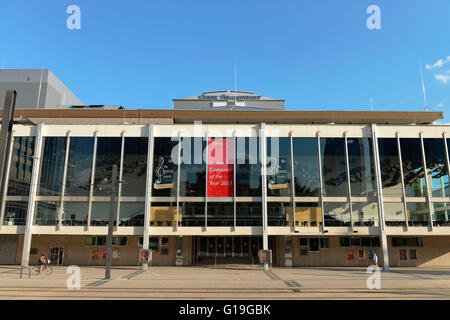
208 138 234 197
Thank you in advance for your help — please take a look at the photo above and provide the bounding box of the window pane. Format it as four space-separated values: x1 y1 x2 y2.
207 202 234 226
378 138 402 197
35 201 59 226
400 139 426 197
407 202 429 226
62 202 88 226
320 138 347 196
324 202 350 226
268 202 290 226
66 137 94 196
352 202 378 227
423 139 449 197
267 138 291 197
383 202 406 226
340 237 350 247
432 203 450 225
361 237 371 247
293 138 320 196
309 238 319 252
119 202 144 226
38 137 66 196
180 137 205 197
152 137 178 196
91 202 112 226
180 202 204 227
347 138 376 196
293 202 322 227
236 137 261 196
121 138 147 196
3 201 28 225
8 137 35 196
94 138 122 196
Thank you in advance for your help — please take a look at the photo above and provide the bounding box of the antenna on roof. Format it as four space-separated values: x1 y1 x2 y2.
234 56 237 105
419 58 429 111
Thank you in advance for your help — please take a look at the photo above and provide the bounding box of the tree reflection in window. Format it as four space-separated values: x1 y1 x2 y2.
424 139 449 197
378 138 402 197
400 139 426 197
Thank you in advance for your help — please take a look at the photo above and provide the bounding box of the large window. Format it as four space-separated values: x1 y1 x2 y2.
7 137 35 196
268 202 290 226
94 138 122 196
121 137 147 196
180 137 206 197
180 202 204 226
378 138 402 197
324 202 350 226
90 202 111 226
119 202 145 226
407 202 429 226
293 138 320 196
423 138 449 197
3 201 28 225
62 202 88 226
35 201 59 226
432 203 450 226
65 137 94 196
152 137 178 197
236 137 261 196
38 137 66 196
207 202 234 226
352 202 378 226
347 138 376 196
320 138 347 196
400 139 426 197
267 138 291 197
383 202 406 226
236 202 262 226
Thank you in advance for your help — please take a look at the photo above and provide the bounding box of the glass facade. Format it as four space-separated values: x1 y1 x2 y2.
378 138 402 197
423 138 449 197
324 202 350 226
400 139 426 197
119 202 145 226
65 137 94 196
62 202 88 226
292 138 320 196
320 138 348 197
180 137 206 197
3 201 28 225
267 138 291 197
121 138 148 197
152 137 178 197
236 137 261 196
38 137 66 196
7 137 35 196
347 138 376 196
35 201 60 226
94 138 122 196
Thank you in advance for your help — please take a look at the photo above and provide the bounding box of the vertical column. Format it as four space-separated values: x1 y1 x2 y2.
20 123 44 267
205 131 208 230
344 132 354 230
260 123 269 271
317 132 326 231
443 133 450 222
57 131 71 230
233 131 237 229
371 124 389 271
116 132 125 231
396 133 409 229
0 131 15 229
86 131 98 231
420 132 434 229
142 124 154 270
289 132 296 229
176 132 181 231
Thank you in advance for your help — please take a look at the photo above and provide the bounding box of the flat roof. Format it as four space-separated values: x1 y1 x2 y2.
0 109 443 125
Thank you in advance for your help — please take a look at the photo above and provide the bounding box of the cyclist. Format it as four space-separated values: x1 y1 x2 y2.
38 254 46 274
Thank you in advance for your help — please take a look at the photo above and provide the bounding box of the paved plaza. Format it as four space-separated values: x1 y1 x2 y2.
0 265 449 299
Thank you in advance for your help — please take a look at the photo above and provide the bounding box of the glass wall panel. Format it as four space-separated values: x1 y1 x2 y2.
65 137 94 196
320 138 347 197
400 139 426 197
351 202 378 226
268 202 290 226
180 137 206 197
383 202 406 226
236 137 261 196
378 138 403 197
267 138 291 197
423 139 449 197
292 138 320 196
7 137 35 196
35 201 59 226
62 202 88 226
236 202 262 226
180 202 204 226
119 202 144 226
347 138 376 196
121 138 147 196
94 138 122 196
207 202 234 226
152 138 178 197
292 202 322 227
3 201 28 225
38 137 67 196
407 202 429 226
324 202 350 226
432 203 450 226
91 202 112 226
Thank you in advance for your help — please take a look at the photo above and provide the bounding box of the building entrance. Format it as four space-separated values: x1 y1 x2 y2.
194 236 269 265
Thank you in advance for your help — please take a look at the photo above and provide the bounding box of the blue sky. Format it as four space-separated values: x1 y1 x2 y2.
1 0 449 121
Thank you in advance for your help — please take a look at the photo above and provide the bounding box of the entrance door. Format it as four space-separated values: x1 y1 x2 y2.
225 237 233 257
50 247 64 265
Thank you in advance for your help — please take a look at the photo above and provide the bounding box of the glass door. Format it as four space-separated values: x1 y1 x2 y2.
50 247 64 265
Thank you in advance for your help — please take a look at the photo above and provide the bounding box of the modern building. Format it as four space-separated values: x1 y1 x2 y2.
0 88 449 269
0 69 84 109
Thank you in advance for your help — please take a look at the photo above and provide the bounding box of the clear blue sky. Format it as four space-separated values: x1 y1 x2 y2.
1 0 449 121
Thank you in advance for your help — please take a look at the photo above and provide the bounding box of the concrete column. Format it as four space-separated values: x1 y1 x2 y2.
142 124 154 270
57 131 71 231
0 130 15 228
371 124 389 271
20 123 44 267
344 132 354 230
176 132 181 231
116 132 125 231
204 131 208 230
260 123 269 271
289 132 296 229
86 131 98 231
443 132 450 222
420 132 434 229
284 235 293 268
317 132 326 232
396 132 409 229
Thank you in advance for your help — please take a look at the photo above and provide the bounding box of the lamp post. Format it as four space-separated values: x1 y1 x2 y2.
105 164 118 279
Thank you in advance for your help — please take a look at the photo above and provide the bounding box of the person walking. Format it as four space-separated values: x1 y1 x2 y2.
372 251 378 267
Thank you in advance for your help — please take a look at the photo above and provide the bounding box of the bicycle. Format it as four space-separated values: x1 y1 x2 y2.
33 260 53 275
